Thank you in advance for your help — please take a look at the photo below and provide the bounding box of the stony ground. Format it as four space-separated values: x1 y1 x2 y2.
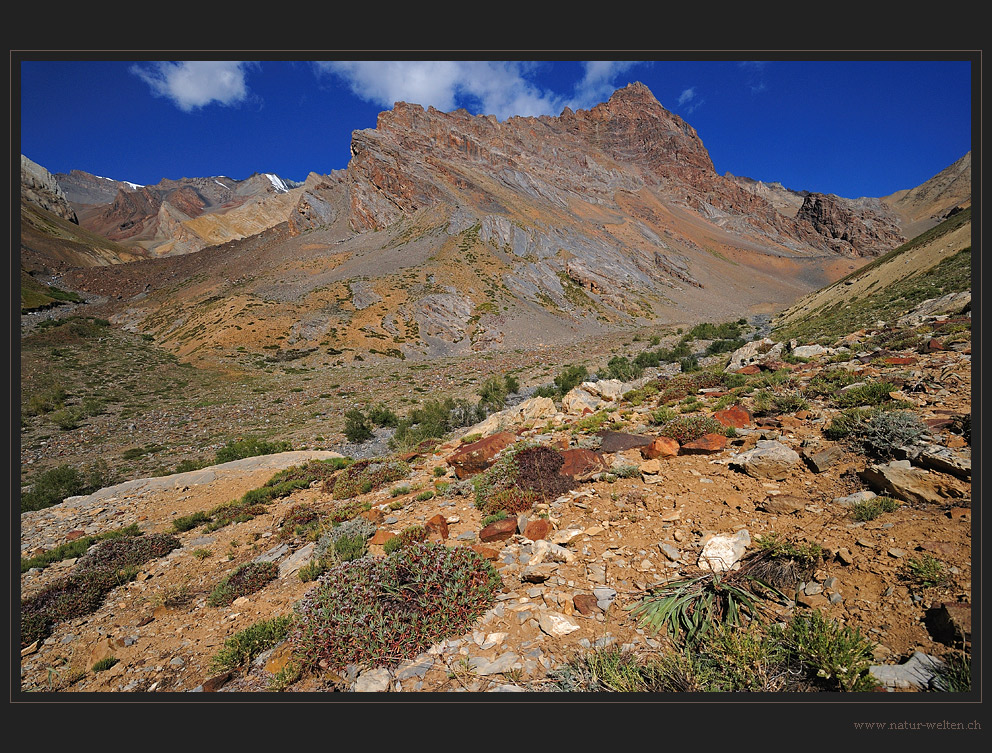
17 304 973 697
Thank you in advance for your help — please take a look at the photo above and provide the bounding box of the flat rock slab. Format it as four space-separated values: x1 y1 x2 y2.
597 431 654 453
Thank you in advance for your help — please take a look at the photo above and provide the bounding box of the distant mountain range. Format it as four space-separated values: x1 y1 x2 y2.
20 82 971 367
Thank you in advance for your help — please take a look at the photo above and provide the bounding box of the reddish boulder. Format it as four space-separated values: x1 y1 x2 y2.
559 448 609 479
714 404 752 429
425 514 449 541
470 544 500 561
641 436 680 459
681 433 728 454
370 530 395 546
573 593 601 616
479 517 518 543
446 432 516 479
523 518 553 541
736 365 761 375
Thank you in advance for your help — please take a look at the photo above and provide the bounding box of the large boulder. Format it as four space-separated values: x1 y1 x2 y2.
447 432 516 479
730 440 801 480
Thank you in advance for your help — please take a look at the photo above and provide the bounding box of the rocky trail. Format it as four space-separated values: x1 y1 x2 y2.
18 302 973 697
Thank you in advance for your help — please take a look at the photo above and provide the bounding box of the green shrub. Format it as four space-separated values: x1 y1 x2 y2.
478 375 509 412
343 408 373 443
24 386 67 416
21 462 111 512
172 511 211 533
291 542 501 673
849 410 930 460
207 561 279 607
329 458 411 500
20 523 142 573
382 525 428 555
554 364 588 395
215 436 291 464
211 615 294 671
600 356 643 382
504 374 520 394
658 414 726 444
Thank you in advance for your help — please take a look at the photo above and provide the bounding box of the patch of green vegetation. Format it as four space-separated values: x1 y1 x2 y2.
211 615 295 671
207 561 279 607
214 436 292 464
20 461 114 512
774 211 972 343
21 523 142 573
850 496 899 522
21 533 181 646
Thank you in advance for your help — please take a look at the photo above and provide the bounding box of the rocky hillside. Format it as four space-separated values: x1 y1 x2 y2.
18 289 972 695
31 82 951 373
882 151 972 239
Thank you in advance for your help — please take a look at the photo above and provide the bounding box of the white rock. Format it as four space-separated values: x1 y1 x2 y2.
698 529 751 572
538 612 581 637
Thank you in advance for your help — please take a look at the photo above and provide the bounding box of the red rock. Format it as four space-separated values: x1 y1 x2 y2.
479 517 518 543
736 365 761 375
681 433 728 454
64 530 87 541
573 593 601 616
713 404 752 429
882 356 917 365
523 518 552 541
370 530 395 546
470 544 500 560
202 671 232 692
446 432 516 479
559 448 609 478
425 514 449 540
360 508 384 524
641 436 680 459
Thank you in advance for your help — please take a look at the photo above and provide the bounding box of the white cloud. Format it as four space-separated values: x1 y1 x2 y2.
131 61 257 112
314 60 643 120
677 86 703 113
738 60 769 94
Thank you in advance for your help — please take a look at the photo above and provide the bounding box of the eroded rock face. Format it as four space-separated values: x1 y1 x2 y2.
21 155 78 223
796 193 906 257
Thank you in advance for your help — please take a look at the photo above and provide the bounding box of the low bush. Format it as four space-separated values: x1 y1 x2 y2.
21 462 112 512
850 496 899 522
657 414 727 444
21 523 142 573
215 436 291 464
328 458 411 500
291 542 501 673
207 561 279 607
21 533 181 646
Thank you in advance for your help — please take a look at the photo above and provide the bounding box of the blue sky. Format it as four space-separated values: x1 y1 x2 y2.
17 56 975 200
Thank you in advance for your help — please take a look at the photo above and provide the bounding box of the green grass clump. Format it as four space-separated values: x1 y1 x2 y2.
291 542 501 673
772 610 877 692
902 554 949 590
171 511 211 533
850 496 899 522
833 381 900 409
628 571 774 647
207 561 280 607
21 533 181 646
211 615 295 671
21 523 142 573
92 657 119 672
